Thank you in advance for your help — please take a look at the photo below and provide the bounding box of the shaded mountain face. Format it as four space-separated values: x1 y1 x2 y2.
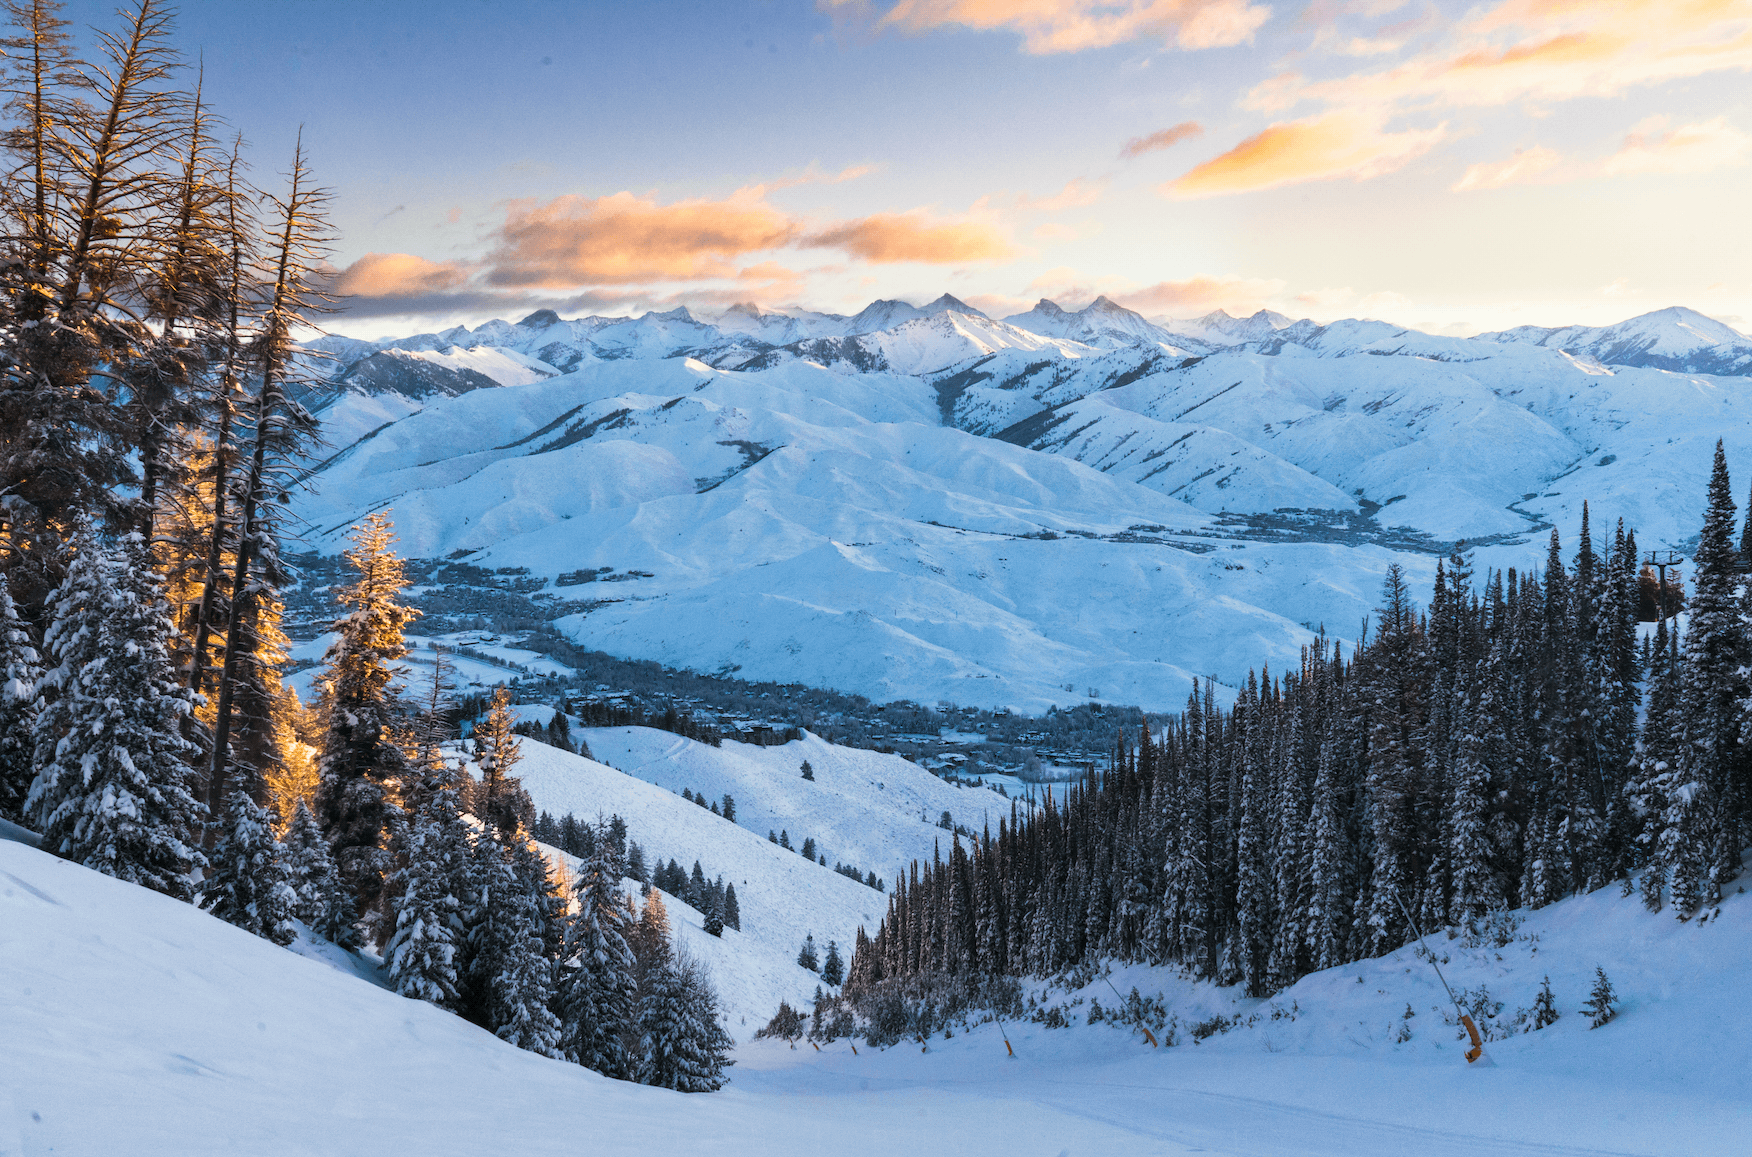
293 299 1752 711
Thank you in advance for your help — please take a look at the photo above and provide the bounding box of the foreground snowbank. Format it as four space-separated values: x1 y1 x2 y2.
4 836 1746 1155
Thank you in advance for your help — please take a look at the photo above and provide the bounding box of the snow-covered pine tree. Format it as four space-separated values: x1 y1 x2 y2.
201 788 297 945
797 932 819 971
1667 442 1748 913
1581 966 1616 1028
821 939 844 986
312 512 419 934
384 789 469 1009
281 798 346 932
489 837 561 1057
0 577 41 823
27 532 206 898
473 687 524 840
1530 975 1560 1030
800 759 814 781
703 889 724 937
557 823 638 1078
637 945 734 1091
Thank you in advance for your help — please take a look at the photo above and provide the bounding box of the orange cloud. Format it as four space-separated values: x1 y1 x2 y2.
824 0 1271 54
1605 115 1751 175
1252 0 1752 114
333 252 472 297
1164 112 1446 198
1116 275 1288 315
486 191 798 287
1451 144 1564 191
1119 120 1204 159
803 214 1013 263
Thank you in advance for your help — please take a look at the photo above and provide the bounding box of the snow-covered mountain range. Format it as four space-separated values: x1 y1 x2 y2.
292 299 1752 711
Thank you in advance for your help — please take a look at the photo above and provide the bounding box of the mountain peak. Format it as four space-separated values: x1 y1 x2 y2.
643 306 695 323
922 293 988 320
1030 298 1068 317
517 309 561 329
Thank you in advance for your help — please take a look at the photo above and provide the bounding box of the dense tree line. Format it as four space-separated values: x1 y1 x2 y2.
847 450 1752 1006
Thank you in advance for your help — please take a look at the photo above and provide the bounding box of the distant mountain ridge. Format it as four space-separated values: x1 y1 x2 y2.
289 295 1752 712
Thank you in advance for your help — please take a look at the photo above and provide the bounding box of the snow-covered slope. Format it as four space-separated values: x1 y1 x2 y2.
1003 296 1206 355
292 299 1752 710
6 828 1745 1155
1480 306 1752 376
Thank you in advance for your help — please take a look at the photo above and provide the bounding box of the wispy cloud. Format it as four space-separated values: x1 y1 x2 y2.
1450 144 1563 191
1119 121 1204 159
822 0 1272 54
1605 115 1751 175
1164 111 1445 197
803 213 1013 262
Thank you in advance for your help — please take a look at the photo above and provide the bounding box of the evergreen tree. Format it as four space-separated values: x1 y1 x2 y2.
473 687 525 839
1530 975 1560 1030
797 932 819 971
800 759 814 781
312 512 418 933
723 881 740 931
720 794 735 822
800 836 816 861
557 822 638 1078
1581 966 1616 1028
383 789 469 1009
1668 442 1748 912
821 939 844 986
281 798 347 934
638 947 733 1092
703 889 725 937
0 576 40 823
201 788 297 946
27 533 206 898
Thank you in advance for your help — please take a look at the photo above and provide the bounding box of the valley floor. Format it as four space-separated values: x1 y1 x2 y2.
2 834 1745 1156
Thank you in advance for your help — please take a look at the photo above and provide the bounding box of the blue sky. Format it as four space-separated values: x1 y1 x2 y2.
52 0 1752 336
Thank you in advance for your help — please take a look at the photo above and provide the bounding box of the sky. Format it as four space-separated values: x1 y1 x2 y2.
50 0 1752 338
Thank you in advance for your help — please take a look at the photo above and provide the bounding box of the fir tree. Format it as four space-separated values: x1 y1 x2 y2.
1581 966 1616 1028
1530 975 1560 1030
638 947 734 1092
797 932 819 971
723 881 740 931
0 576 40 823
703 889 725 937
312 512 418 932
800 759 814 781
557 822 638 1078
280 798 346 932
821 939 844 986
201 788 297 946
473 687 525 840
27 533 205 898
383 789 469 1009
720 794 735 822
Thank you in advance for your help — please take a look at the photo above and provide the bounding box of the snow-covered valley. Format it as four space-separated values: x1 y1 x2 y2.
290 299 1752 712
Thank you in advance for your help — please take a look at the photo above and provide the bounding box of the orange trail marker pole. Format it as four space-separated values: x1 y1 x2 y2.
1394 892 1489 1065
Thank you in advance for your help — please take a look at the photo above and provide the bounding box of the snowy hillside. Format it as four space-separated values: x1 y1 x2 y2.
1481 305 1752 377
289 297 1752 710
6 827 1745 1155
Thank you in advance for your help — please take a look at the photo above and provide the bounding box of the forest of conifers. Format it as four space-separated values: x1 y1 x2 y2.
848 457 1752 1000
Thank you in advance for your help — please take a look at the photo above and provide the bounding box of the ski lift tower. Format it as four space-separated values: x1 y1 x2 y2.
1645 549 1685 623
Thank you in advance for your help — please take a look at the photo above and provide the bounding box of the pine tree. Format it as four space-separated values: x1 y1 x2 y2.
720 794 735 822
0 576 40 823
488 837 562 1057
638 947 733 1092
383 789 469 1009
797 932 819 971
1668 442 1748 912
312 512 418 933
280 798 346 931
201 788 297 946
703 889 725 937
800 835 816 861
27 533 206 898
723 881 740 931
1581 966 1616 1028
557 822 638 1078
800 759 814 781
821 939 844 986
1530 975 1560 1030
473 687 526 840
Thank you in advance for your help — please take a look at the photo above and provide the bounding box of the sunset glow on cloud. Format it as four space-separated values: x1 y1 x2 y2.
154 0 1746 335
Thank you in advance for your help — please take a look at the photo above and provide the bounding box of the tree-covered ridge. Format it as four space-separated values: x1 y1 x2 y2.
850 459 1750 1000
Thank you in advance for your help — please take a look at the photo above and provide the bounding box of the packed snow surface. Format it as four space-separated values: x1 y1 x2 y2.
5 832 1746 1155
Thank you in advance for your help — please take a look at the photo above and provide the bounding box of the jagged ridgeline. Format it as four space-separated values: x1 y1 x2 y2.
848 456 1752 1003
